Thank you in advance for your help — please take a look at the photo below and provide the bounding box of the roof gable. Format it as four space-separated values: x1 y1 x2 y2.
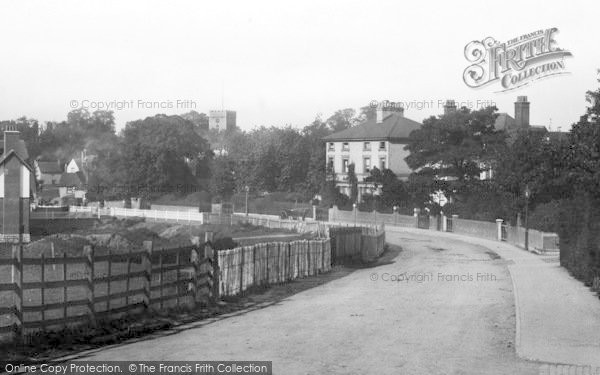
0 149 33 172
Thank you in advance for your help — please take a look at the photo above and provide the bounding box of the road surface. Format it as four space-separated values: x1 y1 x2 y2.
80 230 542 374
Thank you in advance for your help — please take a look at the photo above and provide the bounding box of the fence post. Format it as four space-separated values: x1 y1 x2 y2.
442 214 448 232
63 252 68 329
142 241 153 311
210 242 220 303
239 246 245 295
83 245 96 326
496 219 503 241
12 245 23 342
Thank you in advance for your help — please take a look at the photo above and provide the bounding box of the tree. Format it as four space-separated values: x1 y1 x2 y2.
326 109 357 132
347 163 358 203
364 167 409 210
210 155 236 200
493 128 569 213
118 114 211 199
405 106 507 202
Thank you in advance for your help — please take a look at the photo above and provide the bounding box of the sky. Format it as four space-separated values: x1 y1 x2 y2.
0 0 598 132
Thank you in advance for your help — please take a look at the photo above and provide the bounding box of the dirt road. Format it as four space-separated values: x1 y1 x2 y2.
80 231 541 374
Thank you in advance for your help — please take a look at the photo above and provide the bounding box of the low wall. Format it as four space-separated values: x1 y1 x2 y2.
329 206 416 228
451 218 497 241
327 206 559 253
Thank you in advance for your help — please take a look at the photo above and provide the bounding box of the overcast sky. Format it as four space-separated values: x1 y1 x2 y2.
0 0 598 132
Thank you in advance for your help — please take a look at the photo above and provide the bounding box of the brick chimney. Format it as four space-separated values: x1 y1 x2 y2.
515 96 530 128
376 101 404 124
4 128 20 155
443 100 457 115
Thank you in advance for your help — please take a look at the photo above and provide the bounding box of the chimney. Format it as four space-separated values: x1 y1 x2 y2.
443 99 457 115
3 127 20 155
376 101 404 124
515 96 530 128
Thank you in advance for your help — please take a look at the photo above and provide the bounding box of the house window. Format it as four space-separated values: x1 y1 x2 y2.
379 141 386 150
379 157 386 170
342 158 349 173
328 157 334 172
342 142 349 151
328 142 335 151
363 157 371 173
363 142 371 151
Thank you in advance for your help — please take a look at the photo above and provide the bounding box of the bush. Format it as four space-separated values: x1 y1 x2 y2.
212 237 239 251
558 194 600 290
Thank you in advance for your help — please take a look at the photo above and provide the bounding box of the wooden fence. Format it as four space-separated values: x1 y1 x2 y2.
217 239 331 297
0 241 214 343
328 225 386 264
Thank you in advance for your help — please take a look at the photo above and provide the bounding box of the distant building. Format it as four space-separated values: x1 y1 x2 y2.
209 110 236 131
0 128 33 243
323 104 422 201
34 160 62 185
58 171 87 205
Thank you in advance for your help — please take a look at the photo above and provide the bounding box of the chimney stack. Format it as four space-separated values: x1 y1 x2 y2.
376 101 404 124
443 100 457 115
4 128 20 155
515 96 530 129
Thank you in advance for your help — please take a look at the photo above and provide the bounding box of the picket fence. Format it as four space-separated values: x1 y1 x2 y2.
217 239 331 297
68 207 331 236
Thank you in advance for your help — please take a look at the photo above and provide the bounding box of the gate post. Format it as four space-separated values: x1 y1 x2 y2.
496 219 503 241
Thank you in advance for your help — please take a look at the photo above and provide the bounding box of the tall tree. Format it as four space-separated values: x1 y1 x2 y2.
405 106 507 201
119 115 211 198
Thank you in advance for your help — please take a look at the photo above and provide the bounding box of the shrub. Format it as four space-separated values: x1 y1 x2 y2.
212 237 239 251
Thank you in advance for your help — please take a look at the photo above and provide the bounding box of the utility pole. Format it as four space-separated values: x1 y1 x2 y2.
244 185 249 216
524 185 530 251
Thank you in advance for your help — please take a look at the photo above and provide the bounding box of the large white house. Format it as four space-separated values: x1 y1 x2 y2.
323 105 422 202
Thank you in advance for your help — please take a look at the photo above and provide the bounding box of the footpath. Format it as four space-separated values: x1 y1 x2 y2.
386 225 600 368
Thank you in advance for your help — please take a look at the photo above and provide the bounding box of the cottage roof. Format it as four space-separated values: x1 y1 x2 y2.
58 172 86 188
37 160 63 174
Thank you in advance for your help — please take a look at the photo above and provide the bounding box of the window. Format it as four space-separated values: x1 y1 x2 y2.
379 141 386 150
342 142 349 151
328 142 335 151
379 157 386 170
327 157 334 172
342 158 349 173
363 157 371 172
363 142 371 151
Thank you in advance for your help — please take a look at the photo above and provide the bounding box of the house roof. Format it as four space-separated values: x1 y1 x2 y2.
323 113 422 142
58 172 86 188
0 149 33 172
37 160 63 174
494 113 516 132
